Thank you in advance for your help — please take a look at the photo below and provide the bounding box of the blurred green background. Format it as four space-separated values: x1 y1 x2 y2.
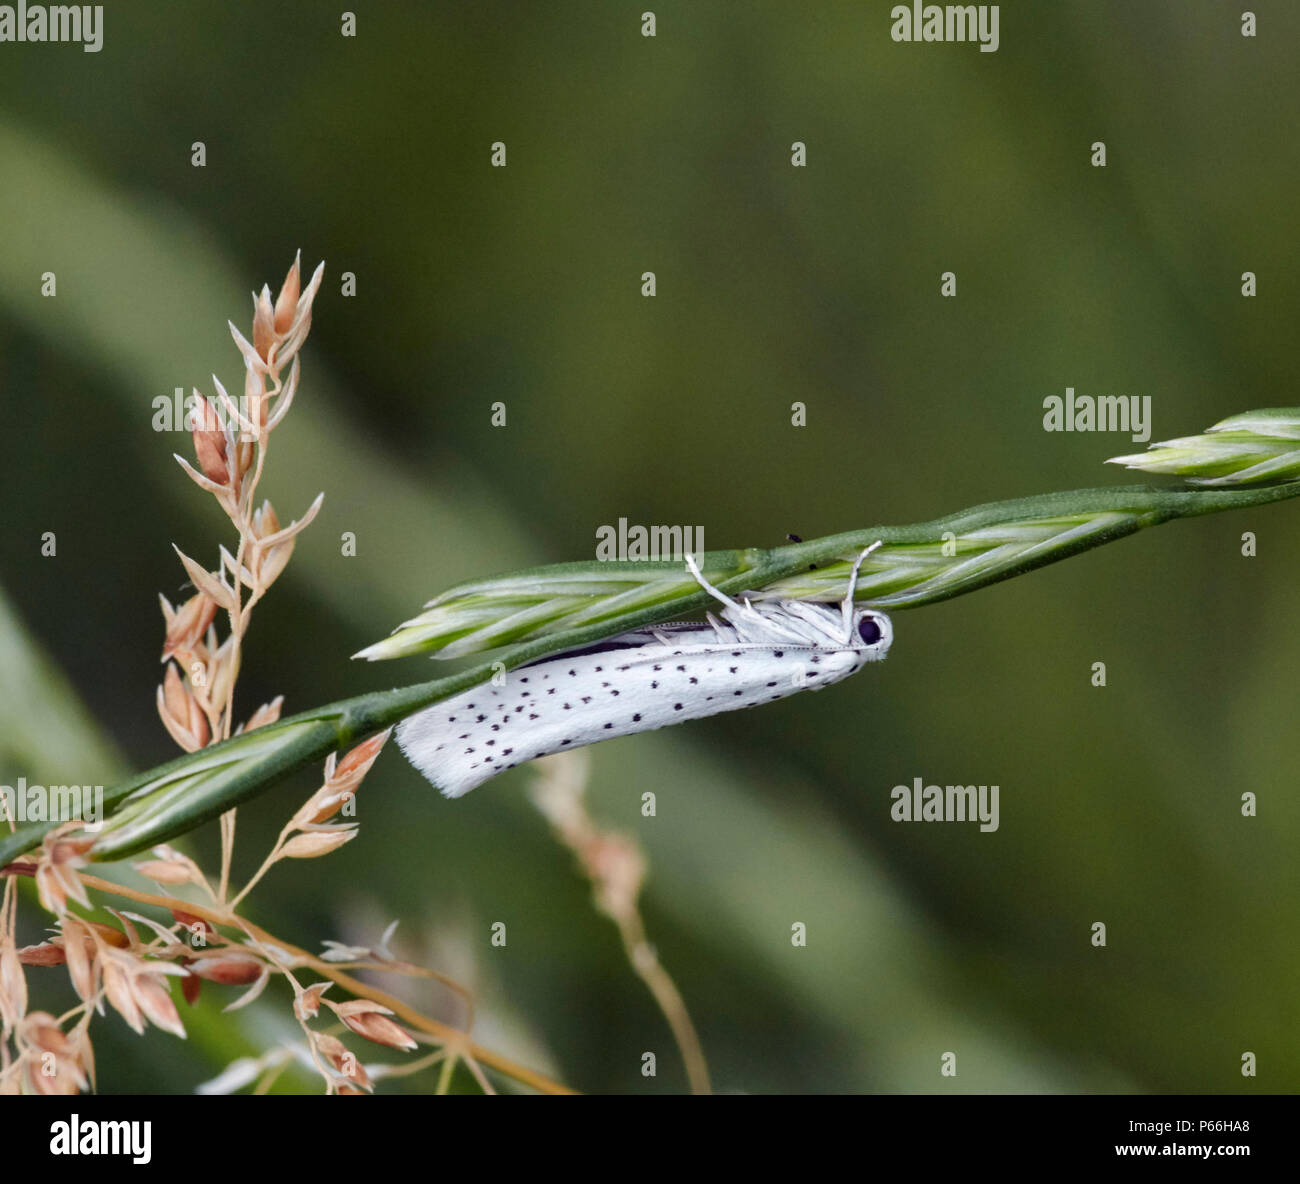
2 1 1298 1093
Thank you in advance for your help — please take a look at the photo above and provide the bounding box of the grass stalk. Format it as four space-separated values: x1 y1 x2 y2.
3 411 1299 868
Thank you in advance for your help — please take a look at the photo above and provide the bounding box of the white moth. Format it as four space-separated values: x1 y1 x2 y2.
397 543 893 798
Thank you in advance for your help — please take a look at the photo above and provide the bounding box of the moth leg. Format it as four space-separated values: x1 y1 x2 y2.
685 553 747 614
840 540 883 641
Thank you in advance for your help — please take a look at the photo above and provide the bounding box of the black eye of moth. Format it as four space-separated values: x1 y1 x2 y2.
857 617 883 645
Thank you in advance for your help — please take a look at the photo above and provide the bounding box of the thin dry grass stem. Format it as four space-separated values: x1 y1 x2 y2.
250 1054 293 1095
461 1051 497 1095
228 728 390 911
429 1047 498 1095
531 751 712 1095
368 1045 449 1082
0 254 571 1097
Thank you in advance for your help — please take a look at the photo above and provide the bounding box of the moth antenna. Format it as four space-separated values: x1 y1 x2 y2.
685 553 745 613
841 540 883 640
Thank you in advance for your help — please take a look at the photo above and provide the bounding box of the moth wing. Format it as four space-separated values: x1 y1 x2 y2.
397 630 870 798
397 635 708 798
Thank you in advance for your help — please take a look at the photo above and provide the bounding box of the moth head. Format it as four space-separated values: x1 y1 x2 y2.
852 609 893 653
